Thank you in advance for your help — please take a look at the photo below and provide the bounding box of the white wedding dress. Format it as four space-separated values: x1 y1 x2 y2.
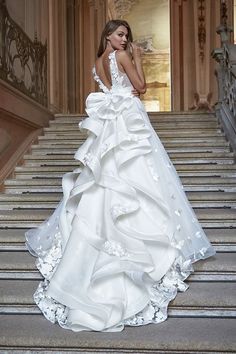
26 51 215 332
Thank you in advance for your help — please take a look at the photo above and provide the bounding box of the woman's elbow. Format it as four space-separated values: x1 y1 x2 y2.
139 84 146 94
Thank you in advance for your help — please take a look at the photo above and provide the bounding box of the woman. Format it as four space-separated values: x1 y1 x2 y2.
26 20 215 332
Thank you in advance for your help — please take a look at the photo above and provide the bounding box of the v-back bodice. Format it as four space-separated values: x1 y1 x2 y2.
93 50 133 93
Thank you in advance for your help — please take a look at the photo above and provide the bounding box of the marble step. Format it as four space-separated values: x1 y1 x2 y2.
54 112 217 123
0 251 235 282
0 315 235 353
12 169 236 179
32 143 230 153
0 204 235 221
44 120 221 132
21 152 234 162
12 171 236 180
1 281 235 318
38 134 228 143
4 176 236 187
1 199 235 210
41 130 225 138
4 185 236 194
14 164 236 174
38 137 229 147
48 122 220 130
1 190 235 203
28 151 234 159
31 146 230 155
0 228 235 247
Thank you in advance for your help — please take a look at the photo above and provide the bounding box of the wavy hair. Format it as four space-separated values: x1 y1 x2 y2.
97 20 133 57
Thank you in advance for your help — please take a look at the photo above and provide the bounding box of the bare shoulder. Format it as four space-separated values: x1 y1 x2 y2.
115 50 132 63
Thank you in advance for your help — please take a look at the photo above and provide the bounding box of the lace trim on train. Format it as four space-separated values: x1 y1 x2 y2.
124 256 193 326
33 228 194 329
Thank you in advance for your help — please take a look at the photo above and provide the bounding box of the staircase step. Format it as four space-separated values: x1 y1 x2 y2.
0 228 235 253
54 112 217 123
14 164 236 174
0 227 234 245
1 281 235 318
24 151 234 159
31 146 229 154
0 315 235 353
48 122 220 131
38 136 229 146
32 140 230 149
0 252 235 282
42 130 225 138
4 176 236 187
12 172 236 180
0 208 235 223
4 186 236 194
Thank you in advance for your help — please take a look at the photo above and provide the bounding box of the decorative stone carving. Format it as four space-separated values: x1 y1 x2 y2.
198 0 206 62
108 0 138 19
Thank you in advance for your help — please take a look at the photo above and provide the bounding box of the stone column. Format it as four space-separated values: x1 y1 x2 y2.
75 0 107 113
48 0 68 113
170 0 233 112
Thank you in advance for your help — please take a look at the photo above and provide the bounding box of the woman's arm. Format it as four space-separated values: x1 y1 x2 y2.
116 45 146 94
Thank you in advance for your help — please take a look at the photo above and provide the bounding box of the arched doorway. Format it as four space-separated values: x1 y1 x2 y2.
108 0 171 112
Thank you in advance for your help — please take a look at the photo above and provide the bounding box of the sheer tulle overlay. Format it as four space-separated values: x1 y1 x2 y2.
26 51 215 332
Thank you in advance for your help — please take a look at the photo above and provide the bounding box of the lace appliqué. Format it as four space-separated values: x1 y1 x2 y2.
34 280 68 326
35 233 62 280
109 51 123 88
34 229 69 327
124 256 193 326
102 240 129 257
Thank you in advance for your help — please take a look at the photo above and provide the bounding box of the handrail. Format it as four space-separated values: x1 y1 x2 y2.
0 0 47 106
212 1 236 155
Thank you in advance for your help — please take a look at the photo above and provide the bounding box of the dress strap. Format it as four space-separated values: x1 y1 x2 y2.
108 51 120 85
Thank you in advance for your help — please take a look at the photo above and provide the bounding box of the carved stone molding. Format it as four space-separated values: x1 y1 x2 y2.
108 0 137 19
198 0 206 62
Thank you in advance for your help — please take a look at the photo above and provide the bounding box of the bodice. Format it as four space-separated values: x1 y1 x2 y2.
92 50 133 93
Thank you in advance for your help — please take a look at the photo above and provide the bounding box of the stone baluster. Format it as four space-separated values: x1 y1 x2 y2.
212 0 236 155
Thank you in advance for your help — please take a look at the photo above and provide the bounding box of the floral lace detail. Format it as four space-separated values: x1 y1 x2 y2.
34 280 68 326
102 240 129 257
124 255 193 326
35 232 62 280
109 51 123 88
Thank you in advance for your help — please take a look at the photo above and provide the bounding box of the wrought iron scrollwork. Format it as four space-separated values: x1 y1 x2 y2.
0 0 47 106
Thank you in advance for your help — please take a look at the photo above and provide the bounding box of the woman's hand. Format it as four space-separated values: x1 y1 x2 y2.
132 88 140 97
130 43 143 61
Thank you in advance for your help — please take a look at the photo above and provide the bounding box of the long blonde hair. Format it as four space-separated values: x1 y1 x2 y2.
97 20 133 57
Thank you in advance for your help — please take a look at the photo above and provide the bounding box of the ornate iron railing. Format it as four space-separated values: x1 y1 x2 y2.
0 0 47 106
212 1 236 155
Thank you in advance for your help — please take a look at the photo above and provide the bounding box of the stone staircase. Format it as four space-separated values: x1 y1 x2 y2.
0 112 236 353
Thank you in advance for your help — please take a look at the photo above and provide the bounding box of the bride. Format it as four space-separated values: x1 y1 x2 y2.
26 20 216 332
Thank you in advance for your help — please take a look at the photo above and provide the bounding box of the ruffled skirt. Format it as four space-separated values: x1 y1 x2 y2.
26 91 215 332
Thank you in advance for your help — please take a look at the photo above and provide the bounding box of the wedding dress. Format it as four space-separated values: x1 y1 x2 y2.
26 50 215 332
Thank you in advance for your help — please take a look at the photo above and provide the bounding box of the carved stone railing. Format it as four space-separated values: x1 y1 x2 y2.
212 1 236 156
0 0 47 106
